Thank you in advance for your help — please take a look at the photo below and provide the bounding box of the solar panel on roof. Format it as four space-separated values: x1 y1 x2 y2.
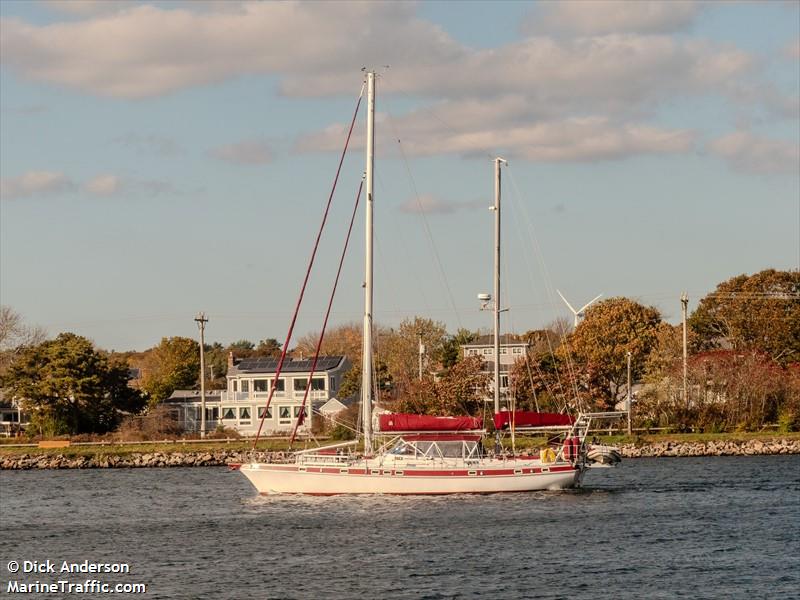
236 355 342 372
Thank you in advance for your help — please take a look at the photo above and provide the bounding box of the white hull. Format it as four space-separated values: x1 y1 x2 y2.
239 459 582 495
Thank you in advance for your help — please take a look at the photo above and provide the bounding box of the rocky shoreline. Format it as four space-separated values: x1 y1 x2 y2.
0 450 283 470
1 438 799 469
617 437 800 458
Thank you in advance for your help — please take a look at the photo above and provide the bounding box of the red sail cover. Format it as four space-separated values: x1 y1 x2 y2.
378 413 483 432
493 411 574 430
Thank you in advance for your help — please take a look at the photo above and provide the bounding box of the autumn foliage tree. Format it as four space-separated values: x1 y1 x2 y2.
562 297 662 409
637 350 800 432
395 356 490 416
380 317 448 392
690 269 800 364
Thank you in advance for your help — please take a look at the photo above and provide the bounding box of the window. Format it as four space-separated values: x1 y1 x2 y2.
483 348 492 355
274 379 285 392
258 407 272 419
232 381 238 392
293 379 307 391
239 407 251 419
468 349 477 356
279 406 291 419
241 380 250 393
254 379 269 392
499 375 509 389
206 407 219 421
500 348 508 354
513 348 523 355
222 407 235 420
294 406 307 417
311 378 325 391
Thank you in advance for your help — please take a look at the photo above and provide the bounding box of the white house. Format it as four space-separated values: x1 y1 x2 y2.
461 334 529 406
166 353 350 436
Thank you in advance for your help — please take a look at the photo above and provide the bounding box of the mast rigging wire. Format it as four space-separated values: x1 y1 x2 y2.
386 115 464 331
289 180 364 445
506 167 582 412
251 83 365 450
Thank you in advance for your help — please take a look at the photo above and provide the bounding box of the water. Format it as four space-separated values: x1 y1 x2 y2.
1 456 798 599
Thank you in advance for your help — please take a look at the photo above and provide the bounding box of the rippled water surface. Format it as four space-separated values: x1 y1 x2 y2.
1 456 798 599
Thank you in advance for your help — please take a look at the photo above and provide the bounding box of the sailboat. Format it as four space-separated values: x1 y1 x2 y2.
239 71 619 495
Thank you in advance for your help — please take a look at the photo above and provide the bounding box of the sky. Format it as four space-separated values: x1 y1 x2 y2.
1 0 798 352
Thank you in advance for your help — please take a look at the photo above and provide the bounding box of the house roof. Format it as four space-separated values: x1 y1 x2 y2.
164 389 224 403
232 355 346 374
462 334 528 347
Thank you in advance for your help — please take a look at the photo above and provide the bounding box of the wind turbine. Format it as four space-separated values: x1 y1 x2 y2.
557 290 602 328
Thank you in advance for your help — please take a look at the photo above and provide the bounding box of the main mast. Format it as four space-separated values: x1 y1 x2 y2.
492 157 506 415
361 71 376 456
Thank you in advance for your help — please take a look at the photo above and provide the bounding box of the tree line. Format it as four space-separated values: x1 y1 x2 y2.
1 268 797 436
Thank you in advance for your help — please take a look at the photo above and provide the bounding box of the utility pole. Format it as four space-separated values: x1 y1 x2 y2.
418 331 424 381
626 351 632 435
681 292 689 409
195 312 208 439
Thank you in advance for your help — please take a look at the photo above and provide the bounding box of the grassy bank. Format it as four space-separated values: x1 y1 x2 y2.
0 438 297 458
1 431 799 458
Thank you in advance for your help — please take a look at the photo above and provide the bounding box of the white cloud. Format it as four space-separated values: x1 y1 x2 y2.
1 104 47 115
0 170 75 200
785 38 800 61
0 2 459 98
298 103 695 162
708 131 800 174
210 139 272 165
2 2 790 170
0 171 176 200
523 1 700 36
112 133 180 156
85 174 121 196
40 1 135 16
0 2 749 108
398 194 479 215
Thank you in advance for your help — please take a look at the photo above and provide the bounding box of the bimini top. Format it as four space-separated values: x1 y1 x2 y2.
377 413 483 432
493 410 574 430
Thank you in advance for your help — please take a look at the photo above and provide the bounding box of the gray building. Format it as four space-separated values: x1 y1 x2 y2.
461 334 529 405
167 353 350 436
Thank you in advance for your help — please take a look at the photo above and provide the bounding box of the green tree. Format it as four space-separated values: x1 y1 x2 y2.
227 339 255 358
204 342 228 388
0 333 145 435
563 297 662 409
140 337 200 405
254 338 282 357
690 269 800 364
439 328 477 368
